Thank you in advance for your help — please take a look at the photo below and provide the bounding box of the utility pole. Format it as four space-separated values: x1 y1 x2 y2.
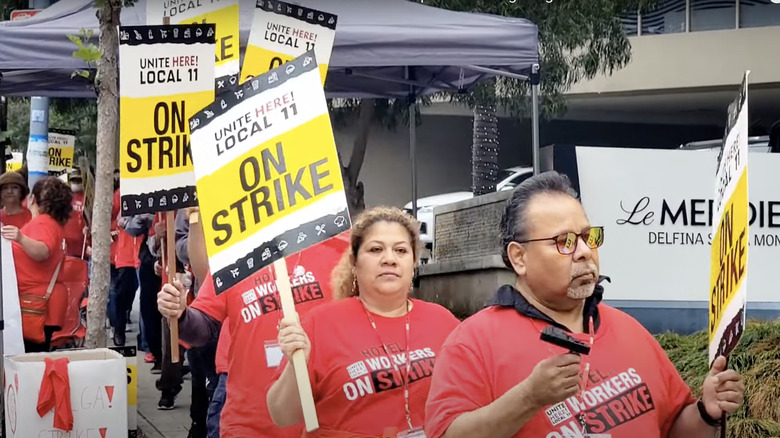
24 0 55 188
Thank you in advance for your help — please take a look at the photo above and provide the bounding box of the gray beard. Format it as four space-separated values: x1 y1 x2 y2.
567 283 595 300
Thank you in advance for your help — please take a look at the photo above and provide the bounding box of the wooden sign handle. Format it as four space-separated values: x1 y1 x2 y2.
167 210 181 363
274 258 319 432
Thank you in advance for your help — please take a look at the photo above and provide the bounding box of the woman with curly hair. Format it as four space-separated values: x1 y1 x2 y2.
1 176 72 352
268 206 461 438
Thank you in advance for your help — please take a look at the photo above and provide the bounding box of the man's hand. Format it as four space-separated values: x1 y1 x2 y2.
524 354 582 409
701 355 745 420
154 220 166 239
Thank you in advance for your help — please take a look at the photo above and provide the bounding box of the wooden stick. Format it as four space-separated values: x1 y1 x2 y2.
274 258 319 432
167 210 180 363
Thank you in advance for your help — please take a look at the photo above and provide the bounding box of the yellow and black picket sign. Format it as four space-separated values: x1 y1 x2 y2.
146 0 240 94
118 23 216 216
47 129 76 173
190 50 350 294
240 0 337 85
708 71 750 366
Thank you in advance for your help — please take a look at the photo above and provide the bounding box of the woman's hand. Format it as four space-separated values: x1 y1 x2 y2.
157 279 186 320
278 316 311 364
1 225 22 242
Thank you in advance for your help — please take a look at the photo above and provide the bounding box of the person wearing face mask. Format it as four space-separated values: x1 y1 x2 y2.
268 206 461 438
63 169 90 259
0 171 32 229
424 171 746 438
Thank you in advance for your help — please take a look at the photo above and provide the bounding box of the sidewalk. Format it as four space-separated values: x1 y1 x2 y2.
125 297 194 438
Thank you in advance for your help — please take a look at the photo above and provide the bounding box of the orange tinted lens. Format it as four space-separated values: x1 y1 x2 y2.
557 232 577 254
587 227 603 248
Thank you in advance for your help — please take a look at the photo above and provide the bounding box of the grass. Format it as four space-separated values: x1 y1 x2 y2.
656 319 780 437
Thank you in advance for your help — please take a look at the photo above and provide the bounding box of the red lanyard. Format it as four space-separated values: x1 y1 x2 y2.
357 297 414 430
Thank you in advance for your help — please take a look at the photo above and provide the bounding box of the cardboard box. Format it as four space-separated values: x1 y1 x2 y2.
4 348 128 438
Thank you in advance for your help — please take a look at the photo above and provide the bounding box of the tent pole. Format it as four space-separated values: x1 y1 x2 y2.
407 66 419 218
531 63 541 175
409 98 418 218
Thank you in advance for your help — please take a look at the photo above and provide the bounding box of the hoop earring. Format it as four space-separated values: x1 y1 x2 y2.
352 276 358 296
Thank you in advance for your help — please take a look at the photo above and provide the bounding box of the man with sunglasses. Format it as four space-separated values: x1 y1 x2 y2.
425 171 744 438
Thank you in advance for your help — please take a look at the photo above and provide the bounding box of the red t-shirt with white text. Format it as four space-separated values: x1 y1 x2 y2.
191 233 349 437
424 304 695 438
271 297 460 437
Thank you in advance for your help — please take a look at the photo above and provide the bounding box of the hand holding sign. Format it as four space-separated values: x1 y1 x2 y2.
157 280 186 320
189 50 348 432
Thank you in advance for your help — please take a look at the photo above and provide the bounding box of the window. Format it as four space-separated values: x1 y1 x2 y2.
691 0 737 31
621 11 639 36
740 0 780 28
641 0 686 34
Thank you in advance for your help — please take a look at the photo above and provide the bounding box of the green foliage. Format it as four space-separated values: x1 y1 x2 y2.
425 0 658 119
657 319 780 437
67 28 101 85
0 0 30 21
328 96 433 131
6 98 98 163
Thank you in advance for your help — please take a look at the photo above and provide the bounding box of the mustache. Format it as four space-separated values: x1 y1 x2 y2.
571 264 598 279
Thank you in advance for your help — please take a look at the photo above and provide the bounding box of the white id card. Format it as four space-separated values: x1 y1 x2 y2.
264 340 283 368
397 428 426 438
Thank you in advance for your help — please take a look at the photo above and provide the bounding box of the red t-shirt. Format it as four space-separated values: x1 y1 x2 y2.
1 208 32 229
14 214 68 329
191 232 350 437
113 228 141 269
64 191 88 258
110 189 121 263
270 297 460 437
215 319 230 374
424 304 695 438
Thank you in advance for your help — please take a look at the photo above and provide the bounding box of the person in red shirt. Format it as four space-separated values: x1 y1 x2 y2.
157 209 350 437
63 169 89 258
424 171 745 438
109 211 142 346
1 176 72 352
268 206 460 438
0 171 32 229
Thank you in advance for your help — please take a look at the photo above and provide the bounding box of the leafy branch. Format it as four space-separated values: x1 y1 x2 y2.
67 28 101 90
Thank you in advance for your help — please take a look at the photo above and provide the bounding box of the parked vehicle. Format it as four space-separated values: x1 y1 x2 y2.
403 166 533 257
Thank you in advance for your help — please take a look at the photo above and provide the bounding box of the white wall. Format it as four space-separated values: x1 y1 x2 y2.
568 26 780 95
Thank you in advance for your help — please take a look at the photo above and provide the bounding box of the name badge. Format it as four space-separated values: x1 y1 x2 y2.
397 428 426 438
264 340 283 368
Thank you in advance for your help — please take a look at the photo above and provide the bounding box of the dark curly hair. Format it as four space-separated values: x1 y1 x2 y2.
31 176 73 226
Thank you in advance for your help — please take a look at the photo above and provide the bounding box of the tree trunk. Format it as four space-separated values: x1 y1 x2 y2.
471 105 499 196
86 0 121 349
341 99 374 216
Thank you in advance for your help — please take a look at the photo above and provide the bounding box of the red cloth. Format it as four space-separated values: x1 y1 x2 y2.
64 191 88 258
215 319 230 374
424 304 696 438
269 298 460 437
191 232 349 437
1 208 32 229
14 214 68 331
37 357 73 432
